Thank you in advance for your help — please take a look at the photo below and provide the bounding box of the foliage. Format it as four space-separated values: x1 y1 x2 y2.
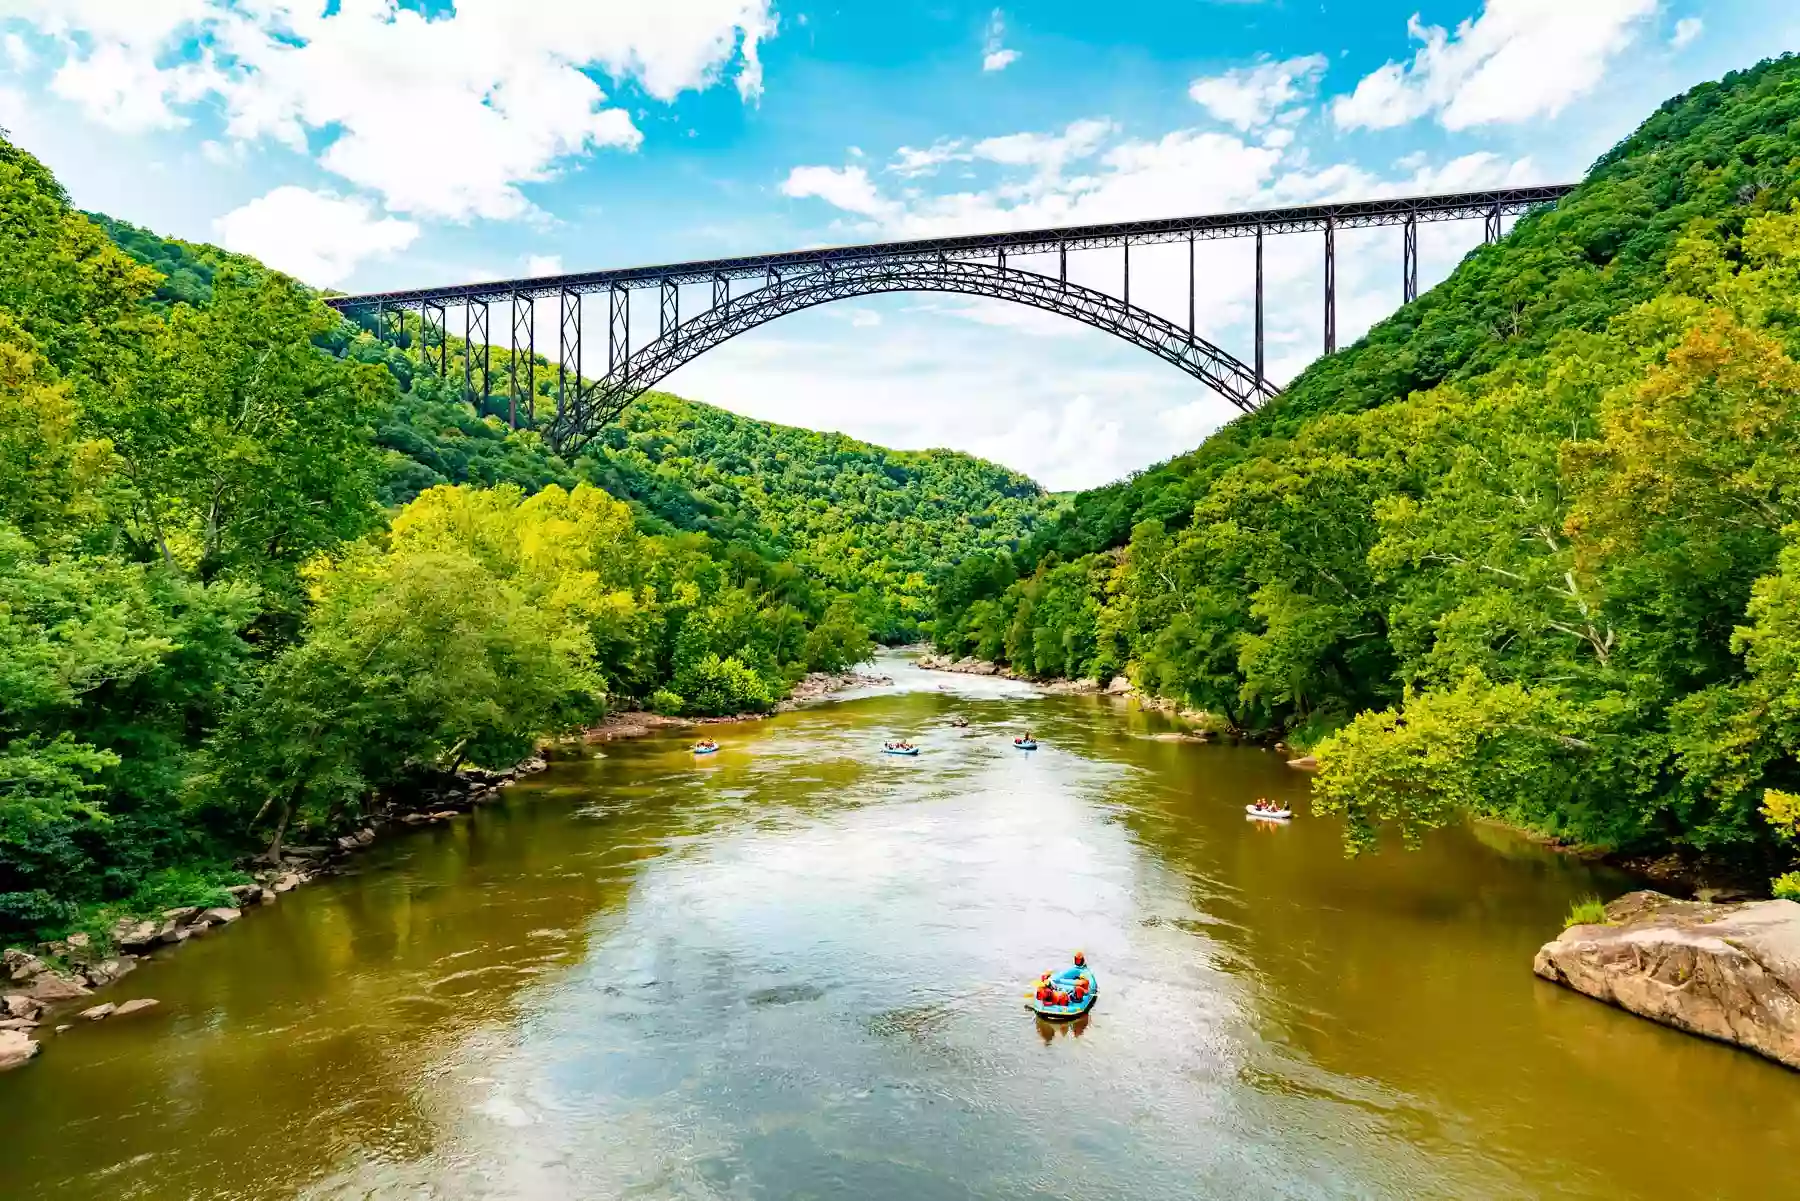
1565 895 1609 927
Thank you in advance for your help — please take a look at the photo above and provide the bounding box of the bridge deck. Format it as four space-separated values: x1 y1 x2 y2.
324 185 1574 312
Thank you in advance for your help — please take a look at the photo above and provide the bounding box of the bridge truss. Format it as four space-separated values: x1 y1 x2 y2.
326 185 1573 455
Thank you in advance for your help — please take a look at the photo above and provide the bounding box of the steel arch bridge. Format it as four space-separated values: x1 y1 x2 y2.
326 185 1573 456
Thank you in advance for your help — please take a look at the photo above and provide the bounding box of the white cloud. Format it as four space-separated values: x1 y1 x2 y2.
781 164 899 221
1187 54 1328 131
212 186 418 287
890 139 973 178
849 309 881 328
981 9 1020 72
526 254 564 276
1670 17 1703 50
3 32 30 68
1333 0 1658 131
4 0 776 221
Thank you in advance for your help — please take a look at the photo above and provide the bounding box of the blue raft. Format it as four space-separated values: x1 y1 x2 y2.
692 743 720 755
1013 739 1039 751
883 745 921 756
1026 965 1097 1020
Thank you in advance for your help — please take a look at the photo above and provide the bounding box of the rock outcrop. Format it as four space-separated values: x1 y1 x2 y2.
1533 890 1800 1070
0 1028 39 1070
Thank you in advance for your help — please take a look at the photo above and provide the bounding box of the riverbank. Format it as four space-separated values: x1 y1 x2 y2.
0 668 894 1070
580 669 895 743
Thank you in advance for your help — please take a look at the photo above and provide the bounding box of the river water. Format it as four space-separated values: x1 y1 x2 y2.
2 655 1796 1199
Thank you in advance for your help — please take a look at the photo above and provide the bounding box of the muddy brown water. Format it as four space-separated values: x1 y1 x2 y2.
1 655 1794 1199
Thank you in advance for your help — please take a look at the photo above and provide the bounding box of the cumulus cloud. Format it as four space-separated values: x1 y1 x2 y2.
1333 0 1658 131
212 186 419 287
4 0 775 220
526 254 565 276
1670 17 1703 50
1187 54 1328 131
982 9 1020 72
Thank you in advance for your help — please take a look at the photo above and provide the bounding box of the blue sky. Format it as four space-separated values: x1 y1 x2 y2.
2 1 1793 488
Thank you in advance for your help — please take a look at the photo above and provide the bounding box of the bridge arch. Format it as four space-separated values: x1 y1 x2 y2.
548 258 1277 455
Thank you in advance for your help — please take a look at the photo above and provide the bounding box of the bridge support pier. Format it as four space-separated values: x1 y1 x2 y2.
424 300 447 376
558 289 581 427
1255 225 1265 386
464 301 490 411
1323 216 1336 355
510 292 534 429
1403 215 1419 305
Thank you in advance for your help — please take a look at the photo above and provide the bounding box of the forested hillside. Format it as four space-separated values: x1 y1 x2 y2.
933 54 1800 893
0 133 1047 943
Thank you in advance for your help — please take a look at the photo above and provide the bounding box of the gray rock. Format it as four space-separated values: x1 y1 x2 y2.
83 958 136 988
259 888 277 905
1286 755 1320 772
0 1017 37 1031
199 907 241 927
225 884 262 905
112 998 159 1018
272 873 301 894
2 994 42 1021
155 921 189 945
115 920 160 952
1106 675 1134 694
162 906 202 925
0 1029 39 1070
3 949 44 983
335 835 359 852
354 828 375 845
1534 891 1800 1070
66 932 90 950
78 1002 116 1021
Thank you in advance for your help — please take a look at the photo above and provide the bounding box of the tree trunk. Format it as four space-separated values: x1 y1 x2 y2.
263 776 307 864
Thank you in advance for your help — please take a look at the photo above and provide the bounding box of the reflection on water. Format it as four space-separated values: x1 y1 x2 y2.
1 654 1796 1200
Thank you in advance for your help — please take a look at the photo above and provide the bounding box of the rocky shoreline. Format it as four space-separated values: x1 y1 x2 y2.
0 755 553 1070
1 669 890 1071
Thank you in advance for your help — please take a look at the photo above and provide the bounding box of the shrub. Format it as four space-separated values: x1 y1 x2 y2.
1564 895 1609 927
649 689 685 716
1772 872 1800 901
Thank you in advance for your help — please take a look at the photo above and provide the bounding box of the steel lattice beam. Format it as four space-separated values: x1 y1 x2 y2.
324 185 1575 314
548 258 1277 456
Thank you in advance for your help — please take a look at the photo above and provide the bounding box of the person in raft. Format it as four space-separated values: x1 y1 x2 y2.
1035 951 1091 1006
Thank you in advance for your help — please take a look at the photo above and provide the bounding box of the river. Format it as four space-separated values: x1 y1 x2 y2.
2 655 1795 1199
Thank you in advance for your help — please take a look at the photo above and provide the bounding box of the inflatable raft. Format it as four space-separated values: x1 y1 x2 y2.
1246 805 1292 821
883 745 921 756
692 743 720 755
1013 739 1038 751
1027 965 1097 1020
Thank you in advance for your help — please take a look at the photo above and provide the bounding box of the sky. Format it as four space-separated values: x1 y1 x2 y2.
2 0 1794 490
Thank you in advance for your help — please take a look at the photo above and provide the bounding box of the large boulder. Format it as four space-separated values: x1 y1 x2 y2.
21 970 90 1003
3 948 44 983
113 919 160 953
199 907 240 927
83 958 135 988
112 998 159 1019
0 1028 39 1071
1534 891 1800 1070
2 994 42 1021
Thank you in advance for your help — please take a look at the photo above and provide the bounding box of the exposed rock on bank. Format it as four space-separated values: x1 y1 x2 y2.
1533 890 1800 1070
582 671 894 743
915 653 1099 694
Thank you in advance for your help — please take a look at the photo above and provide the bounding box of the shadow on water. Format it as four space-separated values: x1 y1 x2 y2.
1 654 1795 1200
